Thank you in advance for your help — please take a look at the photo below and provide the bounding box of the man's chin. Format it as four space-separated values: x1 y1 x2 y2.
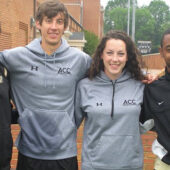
48 40 61 46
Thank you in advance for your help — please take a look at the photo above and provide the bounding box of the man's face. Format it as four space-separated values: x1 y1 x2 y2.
160 34 170 72
36 13 66 50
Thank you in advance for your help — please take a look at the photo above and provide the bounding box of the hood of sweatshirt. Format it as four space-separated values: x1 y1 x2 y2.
96 70 132 118
25 37 69 59
96 69 131 83
24 37 71 88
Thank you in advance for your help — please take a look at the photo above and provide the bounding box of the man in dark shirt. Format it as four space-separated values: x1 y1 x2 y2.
0 64 13 170
141 29 170 170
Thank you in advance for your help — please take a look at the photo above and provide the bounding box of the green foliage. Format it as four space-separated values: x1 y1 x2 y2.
83 30 99 56
104 0 137 33
104 0 170 53
105 8 128 33
148 0 170 52
135 8 155 42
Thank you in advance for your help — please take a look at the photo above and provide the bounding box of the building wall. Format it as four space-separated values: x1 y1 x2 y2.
83 0 102 37
142 53 165 70
0 0 34 50
61 0 104 38
61 0 82 24
100 6 104 38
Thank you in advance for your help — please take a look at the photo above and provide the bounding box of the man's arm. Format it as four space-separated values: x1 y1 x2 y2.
74 82 86 129
0 51 8 70
140 85 155 133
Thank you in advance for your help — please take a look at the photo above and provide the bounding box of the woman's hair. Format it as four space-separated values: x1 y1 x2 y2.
88 30 144 80
35 0 69 28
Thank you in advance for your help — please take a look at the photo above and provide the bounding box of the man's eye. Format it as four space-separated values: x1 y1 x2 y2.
166 48 170 52
46 19 52 23
57 20 64 24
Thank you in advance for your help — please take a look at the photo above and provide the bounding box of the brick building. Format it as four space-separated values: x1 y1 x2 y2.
0 0 34 50
61 0 104 38
0 0 104 52
142 53 165 75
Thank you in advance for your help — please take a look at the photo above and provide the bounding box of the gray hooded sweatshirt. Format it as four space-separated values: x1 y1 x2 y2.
0 38 91 160
75 70 144 170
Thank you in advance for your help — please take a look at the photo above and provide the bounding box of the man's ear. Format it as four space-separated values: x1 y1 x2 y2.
63 26 68 34
36 21 41 30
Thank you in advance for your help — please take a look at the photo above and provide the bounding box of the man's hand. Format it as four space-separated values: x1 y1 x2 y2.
142 73 158 84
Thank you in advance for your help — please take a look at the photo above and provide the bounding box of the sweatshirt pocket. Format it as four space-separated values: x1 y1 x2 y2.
18 108 77 154
90 135 141 169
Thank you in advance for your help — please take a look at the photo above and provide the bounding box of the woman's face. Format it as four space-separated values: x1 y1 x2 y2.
101 38 128 80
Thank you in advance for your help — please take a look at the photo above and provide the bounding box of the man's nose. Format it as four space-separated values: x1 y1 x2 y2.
50 21 57 29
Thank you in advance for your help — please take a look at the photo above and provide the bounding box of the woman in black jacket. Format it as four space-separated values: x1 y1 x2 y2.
0 63 13 170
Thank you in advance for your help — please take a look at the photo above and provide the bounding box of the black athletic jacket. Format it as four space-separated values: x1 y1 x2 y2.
140 67 170 165
0 64 13 170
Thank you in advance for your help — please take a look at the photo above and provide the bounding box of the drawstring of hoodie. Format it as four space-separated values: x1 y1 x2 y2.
44 53 47 88
53 54 56 88
44 53 57 88
111 80 117 119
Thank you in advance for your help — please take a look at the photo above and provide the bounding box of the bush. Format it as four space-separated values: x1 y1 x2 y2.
84 30 99 56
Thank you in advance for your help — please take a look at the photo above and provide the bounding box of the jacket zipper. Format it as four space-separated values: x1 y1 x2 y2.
111 80 116 119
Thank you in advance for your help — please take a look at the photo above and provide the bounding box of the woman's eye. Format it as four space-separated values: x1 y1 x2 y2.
107 52 113 55
118 53 124 56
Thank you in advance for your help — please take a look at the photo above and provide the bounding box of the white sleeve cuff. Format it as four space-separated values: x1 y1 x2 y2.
140 119 154 134
152 139 168 160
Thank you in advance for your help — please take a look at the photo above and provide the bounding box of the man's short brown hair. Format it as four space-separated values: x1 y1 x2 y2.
35 0 69 28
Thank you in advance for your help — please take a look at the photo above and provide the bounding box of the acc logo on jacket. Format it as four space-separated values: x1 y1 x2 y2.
123 99 136 105
58 67 71 74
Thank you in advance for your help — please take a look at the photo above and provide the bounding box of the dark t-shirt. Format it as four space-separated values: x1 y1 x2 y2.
0 64 13 170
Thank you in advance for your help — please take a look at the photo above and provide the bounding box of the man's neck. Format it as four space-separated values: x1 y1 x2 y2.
41 41 61 55
167 67 170 74
43 46 57 55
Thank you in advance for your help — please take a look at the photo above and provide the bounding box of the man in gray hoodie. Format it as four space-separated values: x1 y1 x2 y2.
0 0 91 170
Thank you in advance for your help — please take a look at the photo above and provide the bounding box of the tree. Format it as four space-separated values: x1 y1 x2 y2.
83 30 99 56
104 0 170 53
148 0 170 52
135 8 155 42
105 0 137 9
104 0 137 33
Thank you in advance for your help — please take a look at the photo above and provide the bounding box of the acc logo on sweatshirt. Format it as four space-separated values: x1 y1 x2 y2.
58 67 71 74
0 75 3 83
123 99 136 106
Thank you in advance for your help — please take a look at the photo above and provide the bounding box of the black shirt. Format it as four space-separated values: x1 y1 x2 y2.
140 68 170 165
0 64 13 170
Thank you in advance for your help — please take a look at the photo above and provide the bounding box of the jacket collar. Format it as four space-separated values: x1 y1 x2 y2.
165 67 170 81
97 69 131 83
